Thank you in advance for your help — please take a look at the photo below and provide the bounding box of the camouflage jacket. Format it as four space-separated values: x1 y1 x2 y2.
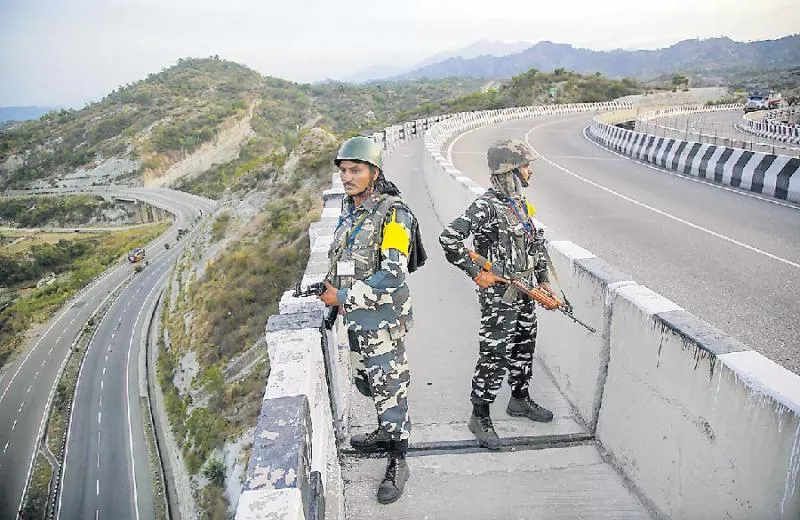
439 188 548 286
329 191 415 333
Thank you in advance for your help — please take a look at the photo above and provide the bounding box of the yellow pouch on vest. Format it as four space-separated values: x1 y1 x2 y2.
381 209 411 256
526 200 536 217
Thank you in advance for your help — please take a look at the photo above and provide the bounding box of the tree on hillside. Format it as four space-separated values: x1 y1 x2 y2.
672 73 689 91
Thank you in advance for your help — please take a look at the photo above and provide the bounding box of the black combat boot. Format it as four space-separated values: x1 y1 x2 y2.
507 393 554 423
350 427 392 451
468 402 501 450
377 440 410 504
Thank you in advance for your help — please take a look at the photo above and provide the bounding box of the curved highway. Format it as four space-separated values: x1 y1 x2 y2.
0 187 215 519
447 113 800 373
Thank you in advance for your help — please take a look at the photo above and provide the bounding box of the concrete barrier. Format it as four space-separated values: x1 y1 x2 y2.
599 286 800 519
741 107 800 145
588 116 800 203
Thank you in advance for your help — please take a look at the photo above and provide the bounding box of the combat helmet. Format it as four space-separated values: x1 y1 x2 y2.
487 139 538 175
335 136 383 171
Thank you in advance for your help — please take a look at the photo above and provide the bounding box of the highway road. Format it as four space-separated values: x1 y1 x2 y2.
0 187 215 519
447 112 800 373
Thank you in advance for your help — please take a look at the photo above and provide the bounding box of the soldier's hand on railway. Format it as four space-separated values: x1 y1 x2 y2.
473 270 505 289
319 281 340 306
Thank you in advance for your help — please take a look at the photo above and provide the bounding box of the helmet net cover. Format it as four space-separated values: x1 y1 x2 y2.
487 139 538 175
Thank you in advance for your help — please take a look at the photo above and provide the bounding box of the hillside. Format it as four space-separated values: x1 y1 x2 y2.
392 34 800 81
395 69 641 119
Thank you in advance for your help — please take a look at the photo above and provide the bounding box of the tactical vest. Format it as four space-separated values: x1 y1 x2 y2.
329 194 402 289
474 192 537 281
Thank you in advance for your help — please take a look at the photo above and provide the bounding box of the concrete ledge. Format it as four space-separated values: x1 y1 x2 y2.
236 488 304 520
536 242 635 431
598 284 800 519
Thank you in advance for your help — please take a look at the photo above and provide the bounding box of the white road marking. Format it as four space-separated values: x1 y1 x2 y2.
521 123 800 270
97 452 100 468
18 402 24 413
98 412 101 424
3 441 9 453
98 431 101 443
96 479 99 495
102 367 106 375
96 510 99 520
26 385 31 393
12 419 17 431
34 371 39 379
70 318 76 324
41 360 46 367
100 380 103 391
56 335 63 341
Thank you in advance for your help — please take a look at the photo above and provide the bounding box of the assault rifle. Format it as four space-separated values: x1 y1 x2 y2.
467 250 596 334
293 281 339 330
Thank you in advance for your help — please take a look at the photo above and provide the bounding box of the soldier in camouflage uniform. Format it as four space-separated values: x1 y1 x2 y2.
439 138 556 450
319 136 416 504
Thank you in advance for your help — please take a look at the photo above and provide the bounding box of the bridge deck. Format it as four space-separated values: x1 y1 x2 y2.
339 138 652 519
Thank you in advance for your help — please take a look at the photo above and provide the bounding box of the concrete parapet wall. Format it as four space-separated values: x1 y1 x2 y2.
598 286 800 519
588 115 800 203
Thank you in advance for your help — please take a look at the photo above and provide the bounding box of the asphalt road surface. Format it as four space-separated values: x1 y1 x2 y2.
0 187 214 519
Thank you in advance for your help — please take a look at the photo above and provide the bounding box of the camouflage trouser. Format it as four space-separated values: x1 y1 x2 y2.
471 286 537 405
348 328 411 440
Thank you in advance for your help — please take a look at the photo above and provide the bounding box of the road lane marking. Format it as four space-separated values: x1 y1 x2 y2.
96 510 99 520
523 124 800 270
34 371 39 379
12 419 17 431
27 385 31 393
48 348 53 355
18 402 24 413
98 431 100 443
100 380 103 391
124 270 169 520
102 367 106 375
97 453 100 468
97 479 99 495
98 412 101 424
70 318 76 324
3 441 8 453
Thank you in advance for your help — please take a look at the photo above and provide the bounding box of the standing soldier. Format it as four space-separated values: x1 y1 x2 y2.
319 136 423 503
439 138 555 450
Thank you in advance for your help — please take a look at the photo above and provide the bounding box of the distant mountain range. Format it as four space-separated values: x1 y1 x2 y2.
386 34 800 81
0 106 59 123
343 39 534 83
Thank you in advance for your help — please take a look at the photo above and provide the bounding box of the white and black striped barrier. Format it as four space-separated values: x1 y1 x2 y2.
588 115 800 203
739 107 800 145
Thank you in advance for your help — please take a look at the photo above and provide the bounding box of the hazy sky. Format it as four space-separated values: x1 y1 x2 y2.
1 0 797 106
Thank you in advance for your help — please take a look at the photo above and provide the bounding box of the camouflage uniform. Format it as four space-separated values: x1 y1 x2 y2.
329 191 415 440
439 139 548 406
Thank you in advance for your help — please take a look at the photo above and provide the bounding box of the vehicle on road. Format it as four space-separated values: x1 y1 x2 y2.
127 247 145 263
744 91 782 113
